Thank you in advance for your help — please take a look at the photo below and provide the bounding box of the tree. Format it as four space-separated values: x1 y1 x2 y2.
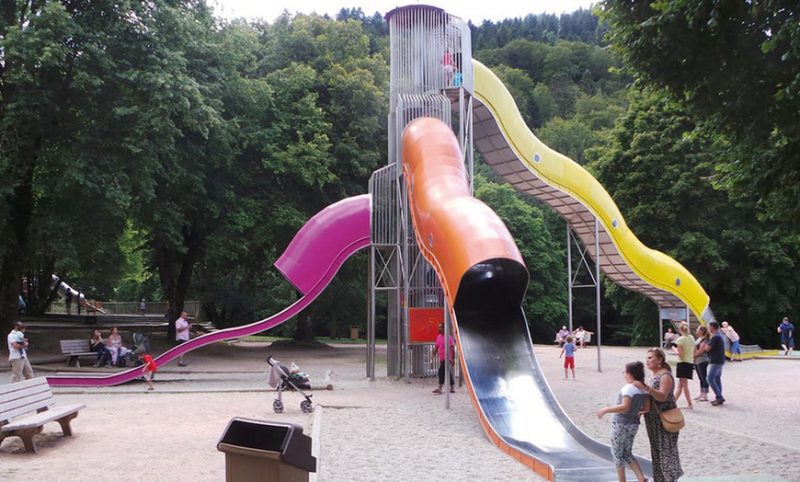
599 1 800 230
589 89 800 346
190 14 387 337
0 1 212 333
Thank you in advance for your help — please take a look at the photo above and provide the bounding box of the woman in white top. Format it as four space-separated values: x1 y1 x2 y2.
107 327 131 367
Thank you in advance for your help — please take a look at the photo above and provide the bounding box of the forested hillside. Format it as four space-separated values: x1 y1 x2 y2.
1 2 797 347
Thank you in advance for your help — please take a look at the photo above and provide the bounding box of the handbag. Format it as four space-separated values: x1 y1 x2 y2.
658 406 685 432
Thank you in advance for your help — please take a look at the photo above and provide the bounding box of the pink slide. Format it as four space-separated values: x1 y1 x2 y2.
47 195 371 387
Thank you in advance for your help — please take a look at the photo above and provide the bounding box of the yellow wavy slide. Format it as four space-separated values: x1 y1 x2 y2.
471 60 715 325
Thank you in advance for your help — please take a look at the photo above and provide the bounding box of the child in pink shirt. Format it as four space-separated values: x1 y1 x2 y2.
432 323 455 394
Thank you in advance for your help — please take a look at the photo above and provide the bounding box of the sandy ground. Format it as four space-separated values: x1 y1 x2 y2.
2 338 799 481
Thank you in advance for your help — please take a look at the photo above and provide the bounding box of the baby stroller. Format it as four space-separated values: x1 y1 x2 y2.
267 355 313 414
131 332 150 357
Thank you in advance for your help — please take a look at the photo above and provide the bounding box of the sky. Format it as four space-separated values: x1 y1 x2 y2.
211 1 596 24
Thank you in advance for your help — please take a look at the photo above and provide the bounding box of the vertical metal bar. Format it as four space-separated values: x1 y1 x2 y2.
567 223 573 332
402 177 410 383
444 300 451 409
686 304 690 333
368 245 376 380
595 218 602 373
467 98 474 195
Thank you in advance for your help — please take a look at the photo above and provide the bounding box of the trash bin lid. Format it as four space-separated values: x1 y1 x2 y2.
217 417 316 473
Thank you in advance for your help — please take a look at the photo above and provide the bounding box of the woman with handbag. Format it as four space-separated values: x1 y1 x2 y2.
634 347 683 482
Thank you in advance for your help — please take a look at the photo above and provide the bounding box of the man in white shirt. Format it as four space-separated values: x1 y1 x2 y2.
7 321 34 382
175 311 191 367
721 321 742 362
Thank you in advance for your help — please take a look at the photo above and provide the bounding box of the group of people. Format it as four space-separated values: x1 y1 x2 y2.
7 309 193 391
89 327 132 368
595 320 736 482
669 320 729 410
596 346 688 481
556 325 593 348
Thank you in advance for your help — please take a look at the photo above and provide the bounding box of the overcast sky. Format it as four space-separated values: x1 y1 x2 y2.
211 1 596 24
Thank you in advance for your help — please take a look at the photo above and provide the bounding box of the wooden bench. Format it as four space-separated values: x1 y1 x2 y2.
60 339 96 367
0 378 86 453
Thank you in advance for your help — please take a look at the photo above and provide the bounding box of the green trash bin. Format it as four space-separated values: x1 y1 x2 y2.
217 418 316 482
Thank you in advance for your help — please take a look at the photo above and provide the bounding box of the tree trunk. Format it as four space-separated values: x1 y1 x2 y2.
294 314 315 341
155 226 203 341
0 162 35 335
0 256 23 335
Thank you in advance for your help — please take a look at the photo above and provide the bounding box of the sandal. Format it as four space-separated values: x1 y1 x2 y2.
450 388 455 393
432 388 442 394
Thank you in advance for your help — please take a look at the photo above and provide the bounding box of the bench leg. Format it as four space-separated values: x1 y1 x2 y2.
57 412 79 437
15 426 43 453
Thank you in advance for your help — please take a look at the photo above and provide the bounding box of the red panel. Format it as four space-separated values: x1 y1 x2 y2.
409 308 444 342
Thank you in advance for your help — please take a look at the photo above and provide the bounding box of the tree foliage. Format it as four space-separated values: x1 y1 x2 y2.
589 89 799 346
2 4 796 349
599 0 800 230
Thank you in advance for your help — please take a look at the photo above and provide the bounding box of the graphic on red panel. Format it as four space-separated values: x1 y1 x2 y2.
409 308 445 342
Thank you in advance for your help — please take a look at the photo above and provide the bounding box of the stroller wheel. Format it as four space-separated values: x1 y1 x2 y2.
273 399 284 414
300 399 313 414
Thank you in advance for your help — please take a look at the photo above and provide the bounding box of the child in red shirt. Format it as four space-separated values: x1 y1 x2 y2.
139 352 157 390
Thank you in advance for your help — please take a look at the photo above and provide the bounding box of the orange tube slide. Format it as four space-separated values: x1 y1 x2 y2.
401 117 526 306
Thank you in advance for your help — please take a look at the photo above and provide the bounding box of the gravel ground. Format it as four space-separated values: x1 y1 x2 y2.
2 333 797 482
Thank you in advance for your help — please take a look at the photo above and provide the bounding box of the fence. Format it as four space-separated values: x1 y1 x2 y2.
48 300 201 319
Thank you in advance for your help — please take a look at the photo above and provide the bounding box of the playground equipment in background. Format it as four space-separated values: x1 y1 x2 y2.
45 195 371 388
51 274 106 315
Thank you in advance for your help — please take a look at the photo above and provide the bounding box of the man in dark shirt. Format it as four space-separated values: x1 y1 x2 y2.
705 321 726 405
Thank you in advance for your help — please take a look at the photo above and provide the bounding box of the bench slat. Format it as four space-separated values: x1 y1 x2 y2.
0 382 51 405
2 404 86 431
59 339 92 354
0 377 49 396
0 391 53 418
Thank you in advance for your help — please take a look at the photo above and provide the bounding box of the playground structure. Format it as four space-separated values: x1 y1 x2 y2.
51 275 106 315
45 4 767 480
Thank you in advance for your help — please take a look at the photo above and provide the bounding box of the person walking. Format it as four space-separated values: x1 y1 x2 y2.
65 289 73 315
432 323 455 394
559 336 577 380
633 347 683 482
721 321 742 362
7 321 34 382
693 325 710 402
673 322 695 409
175 311 191 367
138 351 157 390
704 321 726 406
596 361 650 482
778 317 794 356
